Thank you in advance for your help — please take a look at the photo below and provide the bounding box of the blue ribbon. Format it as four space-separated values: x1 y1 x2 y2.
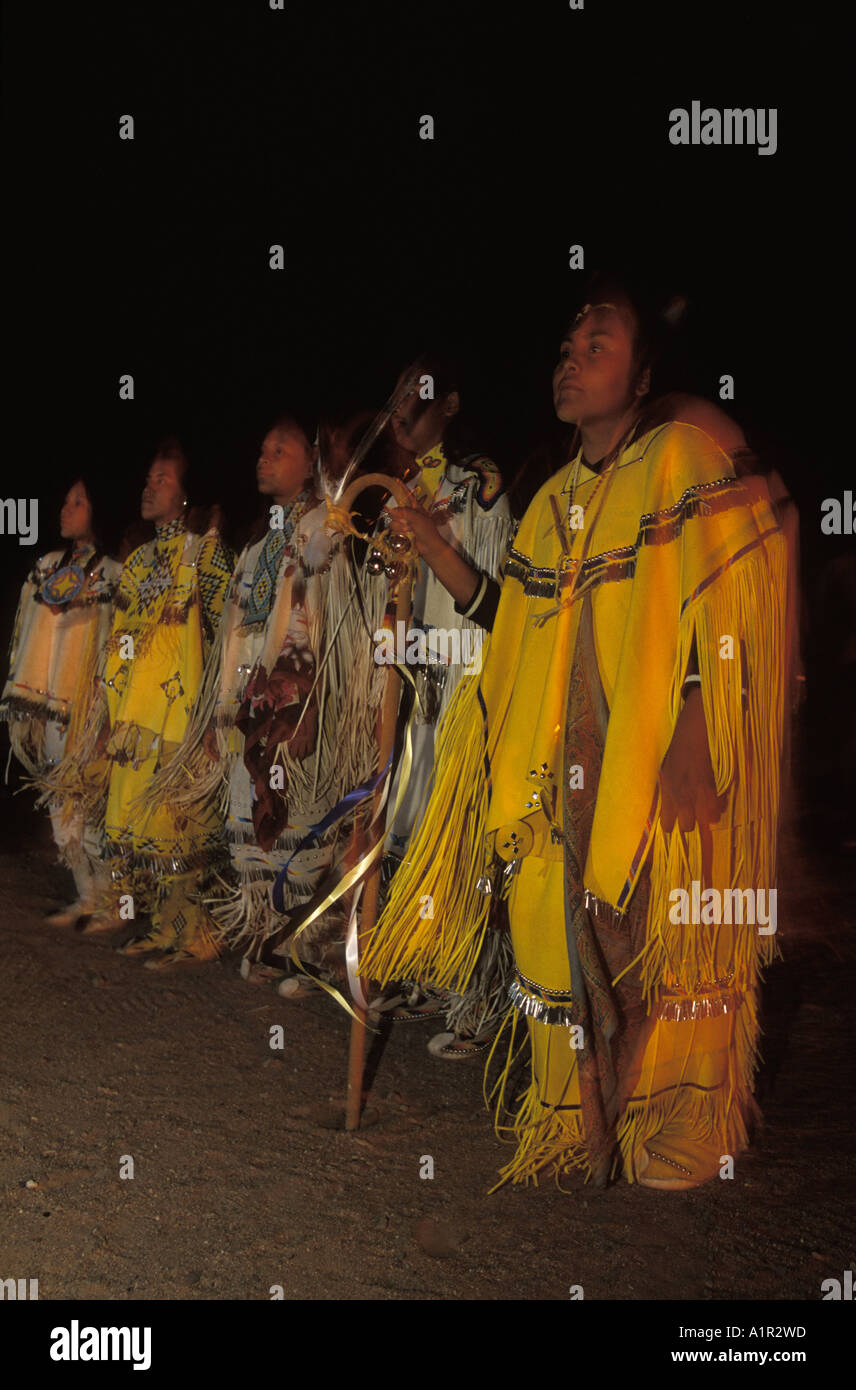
272 753 393 914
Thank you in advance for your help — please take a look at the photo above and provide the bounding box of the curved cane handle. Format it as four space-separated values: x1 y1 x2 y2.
338 473 414 512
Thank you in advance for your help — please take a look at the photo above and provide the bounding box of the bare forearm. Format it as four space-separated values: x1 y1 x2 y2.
420 537 482 606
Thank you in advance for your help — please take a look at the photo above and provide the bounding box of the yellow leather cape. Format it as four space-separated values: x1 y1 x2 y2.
364 421 786 1005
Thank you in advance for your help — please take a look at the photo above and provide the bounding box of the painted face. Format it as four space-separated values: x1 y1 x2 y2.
552 303 639 426
59 481 94 543
389 372 452 458
141 456 185 524
256 428 312 501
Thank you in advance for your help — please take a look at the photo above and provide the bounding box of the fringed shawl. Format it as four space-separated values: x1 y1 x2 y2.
364 422 787 999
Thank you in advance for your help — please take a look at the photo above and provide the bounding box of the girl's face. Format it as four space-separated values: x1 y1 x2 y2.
256 428 312 502
60 481 94 543
141 456 186 525
552 303 640 427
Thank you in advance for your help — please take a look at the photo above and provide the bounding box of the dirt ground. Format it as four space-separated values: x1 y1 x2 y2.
1 790 853 1303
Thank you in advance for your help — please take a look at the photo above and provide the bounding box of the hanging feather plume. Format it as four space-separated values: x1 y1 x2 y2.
317 367 421 505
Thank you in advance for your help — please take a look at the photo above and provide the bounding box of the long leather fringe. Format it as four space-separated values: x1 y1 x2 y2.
361 669 492 992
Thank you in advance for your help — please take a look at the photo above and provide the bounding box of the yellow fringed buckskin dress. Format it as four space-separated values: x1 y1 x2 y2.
363 421 787 1187
68 516 235 953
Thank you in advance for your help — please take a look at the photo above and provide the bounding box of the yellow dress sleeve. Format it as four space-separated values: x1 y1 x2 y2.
196 536 236 653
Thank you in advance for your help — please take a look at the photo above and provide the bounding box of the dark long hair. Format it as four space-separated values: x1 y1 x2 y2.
567 270 690 403
127 437 240 552
399 351 491 467
64 473 123 559
240 415 316 550
509 273 692 516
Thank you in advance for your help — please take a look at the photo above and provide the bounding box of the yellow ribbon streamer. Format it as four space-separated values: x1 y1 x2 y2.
285 663 422 1028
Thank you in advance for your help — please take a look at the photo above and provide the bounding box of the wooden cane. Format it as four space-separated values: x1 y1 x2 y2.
334 473 416 1132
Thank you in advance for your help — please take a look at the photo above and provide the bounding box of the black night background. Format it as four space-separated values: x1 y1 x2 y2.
0 0 850 1341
